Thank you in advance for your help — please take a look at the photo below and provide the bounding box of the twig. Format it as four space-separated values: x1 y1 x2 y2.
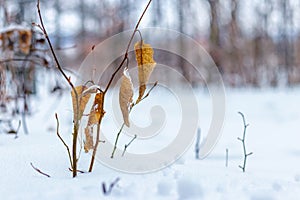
136 81 158 104
68 168 85 174
7 120 21 136
21 107 29 134
36 0 80 177
225 148 229 167
195 128 201 159
111 123 125 158
104 0 153 94
55 113 73 169
237 112 253 172
14 120 21 139
122 134 137 157
35 1 76 88
20 54 30 135
30 162 51 178
102 177 120 195
88 109 104 172
111 82 157 158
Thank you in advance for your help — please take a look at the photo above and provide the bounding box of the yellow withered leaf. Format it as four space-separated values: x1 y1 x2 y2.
87 92 105 126
134 41 156 102
119 69 133 127
84 92 105 152
71 85 91 121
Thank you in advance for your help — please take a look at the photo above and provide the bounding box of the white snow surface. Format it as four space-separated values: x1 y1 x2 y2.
1 87 300 200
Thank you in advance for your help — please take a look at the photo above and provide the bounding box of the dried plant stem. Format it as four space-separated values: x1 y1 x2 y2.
225 148 229 167
21 111 29 134
68 168 85 174
88 0 153 170
30 162 51 178
55 113 72 169
102 177 120 195
36 0 79 177
122 134 137 156
237 112 253 172
111 123 125 158
195 128 201 159
88 114 104 172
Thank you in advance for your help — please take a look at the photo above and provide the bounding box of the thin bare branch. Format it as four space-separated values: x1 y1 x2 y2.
195 128 201 159
36 0 79 177
36 1 76 89
102 177 120 195
111 123 125 158
138 81 158 103
104 0 153 93
30 162 51 178
88 113 104 172
55 113 73 169
68 168 85 174
122 134 137 157
238 112 253 172
225 148 229 167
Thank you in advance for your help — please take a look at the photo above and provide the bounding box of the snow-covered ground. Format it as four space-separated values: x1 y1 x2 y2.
1 87 300 200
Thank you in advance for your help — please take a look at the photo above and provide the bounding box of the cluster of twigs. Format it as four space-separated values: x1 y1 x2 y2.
0 29 50 135
35 0 153 177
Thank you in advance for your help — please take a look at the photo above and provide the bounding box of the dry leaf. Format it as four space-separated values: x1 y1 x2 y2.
18 30 32 55
84 127 93 153
71 85 91 121
87 92 105 126
134 41 156 102
84 92 105 152
119 69 133 127
6 31 14 51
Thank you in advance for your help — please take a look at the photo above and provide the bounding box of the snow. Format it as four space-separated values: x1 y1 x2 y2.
177 177 204 199
1 87 300 199
0 23 31 34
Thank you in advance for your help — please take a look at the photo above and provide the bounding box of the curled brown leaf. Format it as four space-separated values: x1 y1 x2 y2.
119 69 133 127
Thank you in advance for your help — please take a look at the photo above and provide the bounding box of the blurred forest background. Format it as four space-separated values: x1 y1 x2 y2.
1 0 300 89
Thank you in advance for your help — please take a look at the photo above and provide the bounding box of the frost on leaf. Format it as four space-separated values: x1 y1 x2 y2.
71 85 91 122
119 69 133 127
84 92 105 152
134 41 156 103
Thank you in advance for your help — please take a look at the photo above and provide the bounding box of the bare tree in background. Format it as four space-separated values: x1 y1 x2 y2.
254 0 277 86
2 0 300 87
207 0 222 74
228 0 245 86
176 0 190 82
278 0 296 85
152 0 162 26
